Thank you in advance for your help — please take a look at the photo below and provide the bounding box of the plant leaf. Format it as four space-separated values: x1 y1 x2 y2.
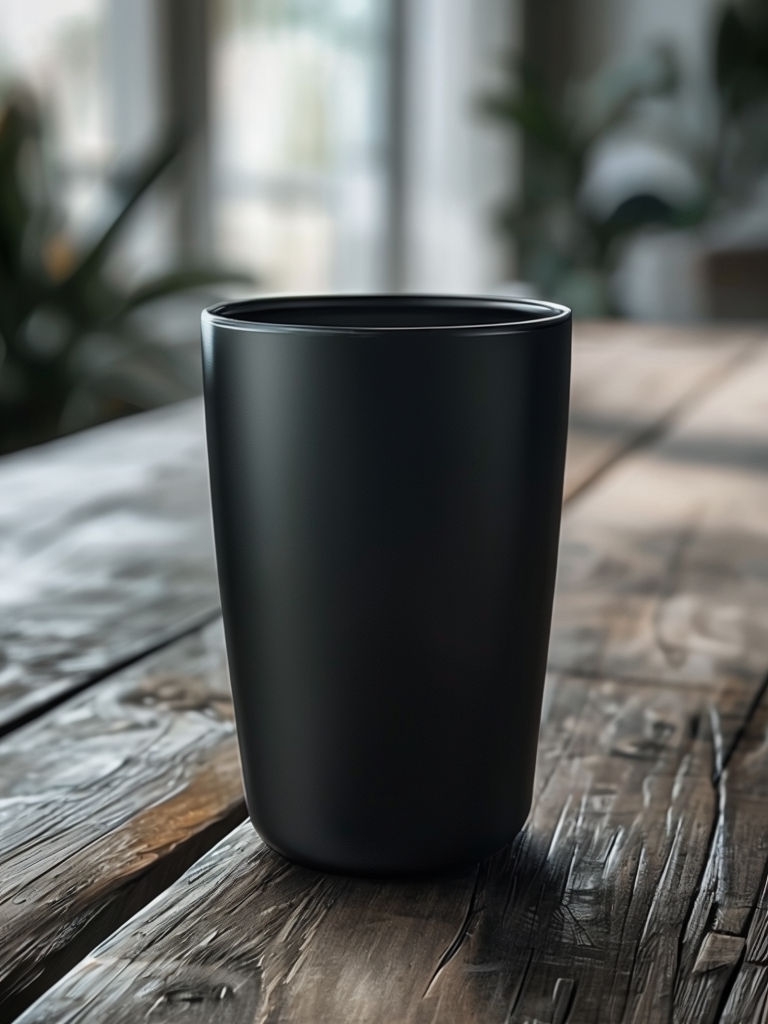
477 55 577 159
478 91 576 158
715 4 768 112
57 131 185 295
716 6 751 97
581 42 680 147
597 192 711 245
113 267 254 318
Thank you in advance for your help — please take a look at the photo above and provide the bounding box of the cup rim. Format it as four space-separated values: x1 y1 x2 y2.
202 293 572 335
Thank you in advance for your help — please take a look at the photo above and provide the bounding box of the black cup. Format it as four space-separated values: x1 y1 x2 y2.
202 295 571 874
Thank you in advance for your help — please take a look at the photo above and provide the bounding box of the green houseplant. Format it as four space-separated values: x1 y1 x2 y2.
480 1 768 316
478 43 683 316
0 85 251 454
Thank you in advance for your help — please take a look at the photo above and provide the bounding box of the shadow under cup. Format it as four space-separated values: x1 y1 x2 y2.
201 295 572 874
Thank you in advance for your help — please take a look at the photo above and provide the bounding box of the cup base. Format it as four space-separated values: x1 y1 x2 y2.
251 815 529 878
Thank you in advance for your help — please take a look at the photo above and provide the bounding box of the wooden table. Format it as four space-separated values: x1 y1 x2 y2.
3 322 768 1024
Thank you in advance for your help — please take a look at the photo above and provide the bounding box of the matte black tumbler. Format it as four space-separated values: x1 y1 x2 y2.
201 295 571 875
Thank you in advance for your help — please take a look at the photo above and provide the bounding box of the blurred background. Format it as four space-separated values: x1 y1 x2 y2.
1 0 767 452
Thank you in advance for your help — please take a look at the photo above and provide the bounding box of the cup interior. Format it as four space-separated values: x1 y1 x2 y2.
205 295 570 332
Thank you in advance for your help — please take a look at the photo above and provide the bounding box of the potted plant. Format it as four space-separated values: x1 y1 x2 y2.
0 85 251 453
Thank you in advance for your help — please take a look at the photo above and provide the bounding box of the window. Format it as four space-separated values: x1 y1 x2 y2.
0 1 508 296
211 0 391 291
0 0 109 225
1 0 393 292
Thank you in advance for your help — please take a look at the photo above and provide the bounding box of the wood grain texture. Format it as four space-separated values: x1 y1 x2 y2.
16 339 768 1023
4 327 767 1022
0 620 244 1021
17 673 766 1024
553 343 768 699
0 401 219 731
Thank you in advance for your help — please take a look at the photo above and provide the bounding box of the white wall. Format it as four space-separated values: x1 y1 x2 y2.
399 0 521 291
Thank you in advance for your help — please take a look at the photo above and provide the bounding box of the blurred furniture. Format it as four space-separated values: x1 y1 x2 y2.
3 322 768 1023
703 245 768 320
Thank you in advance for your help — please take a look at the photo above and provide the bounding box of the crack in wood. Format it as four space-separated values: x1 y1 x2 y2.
711 942 748 1023
422 864 483 998
671 706 726 1007
712 819 768 1022
716 671 768 783
503 945 535 1024
672 670 768 1022
552 975 578 1024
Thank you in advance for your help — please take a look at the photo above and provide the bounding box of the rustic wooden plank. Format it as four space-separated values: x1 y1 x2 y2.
16 338 768 1023
19 672 763 1024
564 322 753 500
552 343 768 698
0 620 244 1021
4 328 765 1021
418 676 724 1024
0 401 219 731
0 326 749 733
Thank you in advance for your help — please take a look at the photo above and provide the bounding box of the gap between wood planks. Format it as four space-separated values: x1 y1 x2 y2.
0 605 221 742
563 338 759 506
